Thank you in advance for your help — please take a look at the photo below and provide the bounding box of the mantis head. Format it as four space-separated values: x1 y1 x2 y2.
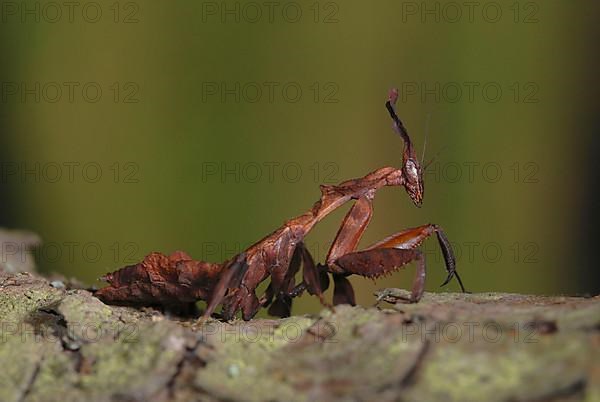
385 88 425 207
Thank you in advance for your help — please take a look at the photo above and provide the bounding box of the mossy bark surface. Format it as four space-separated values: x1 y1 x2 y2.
0 271 598 402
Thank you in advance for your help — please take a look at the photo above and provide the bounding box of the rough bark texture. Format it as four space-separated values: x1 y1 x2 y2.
0 270 598 402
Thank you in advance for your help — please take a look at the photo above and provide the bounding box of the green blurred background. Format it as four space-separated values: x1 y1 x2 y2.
1 0 598 315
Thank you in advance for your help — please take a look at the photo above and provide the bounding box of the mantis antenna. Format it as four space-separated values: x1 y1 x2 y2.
421 112 431 165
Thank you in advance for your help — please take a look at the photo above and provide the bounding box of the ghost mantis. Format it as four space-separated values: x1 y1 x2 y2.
96 88 465 320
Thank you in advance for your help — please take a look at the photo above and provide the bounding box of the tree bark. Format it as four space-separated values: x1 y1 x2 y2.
0 270 598 402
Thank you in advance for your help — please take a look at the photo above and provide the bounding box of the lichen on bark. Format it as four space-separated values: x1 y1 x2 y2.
0 271 598 402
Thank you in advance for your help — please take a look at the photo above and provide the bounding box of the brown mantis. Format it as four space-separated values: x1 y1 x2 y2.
96 88 465 320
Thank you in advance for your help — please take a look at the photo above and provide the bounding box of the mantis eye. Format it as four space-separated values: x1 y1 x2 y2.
406 160 418 177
